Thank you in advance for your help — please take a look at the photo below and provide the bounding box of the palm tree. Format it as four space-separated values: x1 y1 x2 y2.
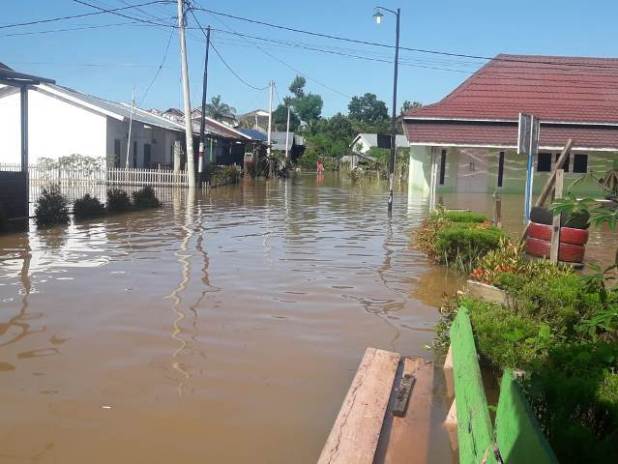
205 95 237 121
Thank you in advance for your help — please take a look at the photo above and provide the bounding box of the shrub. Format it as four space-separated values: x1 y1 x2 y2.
132 185 161 209
441 210 487 223
435 225 505 271
35 184 69 227
106 188 132 213
524 342 618 463
73 194 105 219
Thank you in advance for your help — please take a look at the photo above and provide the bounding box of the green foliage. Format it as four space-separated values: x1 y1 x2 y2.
435 225 505 272
205 95 236 121
106 188 132 213
211 165 240 185
272 104 300 131
38 154 104 173
400 100 422 114
524 342 618 463
131 186 161 209
289 75 306 98
73 194 105 219
35 184 69 227
348 92 389 124
441 210 487 223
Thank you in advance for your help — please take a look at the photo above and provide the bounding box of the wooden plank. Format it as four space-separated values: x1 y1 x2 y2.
443 345 454 398
317 348 400 464
375 357 434 464
450 308 497 464
495 369 558 463
549 169 564 263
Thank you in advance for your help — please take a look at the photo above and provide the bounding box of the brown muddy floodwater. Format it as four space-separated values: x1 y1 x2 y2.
0 175 463 464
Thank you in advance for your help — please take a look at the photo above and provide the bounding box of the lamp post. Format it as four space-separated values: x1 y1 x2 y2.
373 6 400 214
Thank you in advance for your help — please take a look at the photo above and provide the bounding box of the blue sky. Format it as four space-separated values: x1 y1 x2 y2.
2 0 617 117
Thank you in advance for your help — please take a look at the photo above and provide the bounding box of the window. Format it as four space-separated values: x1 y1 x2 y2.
537 152 552 172
497 151 505 187
439 149 447 185
113 139 121 168
132 141 138 168
573 154 588 173
555 153 570 172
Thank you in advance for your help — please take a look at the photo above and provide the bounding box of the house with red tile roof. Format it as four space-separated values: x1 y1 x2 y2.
403 54 618 194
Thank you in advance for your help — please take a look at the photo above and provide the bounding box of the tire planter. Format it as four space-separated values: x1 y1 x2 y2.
526 236 585 263
527 222 589 245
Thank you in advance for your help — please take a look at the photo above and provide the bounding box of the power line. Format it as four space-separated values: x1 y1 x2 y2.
191 4 352 99
0 20 147 37
192 6 618 71
140 26 175 104
71 0 174 27
189 8 268 91
0 0 172 29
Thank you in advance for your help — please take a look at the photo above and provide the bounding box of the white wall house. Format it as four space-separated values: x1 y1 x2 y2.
350 133 410 154
0 83 184 168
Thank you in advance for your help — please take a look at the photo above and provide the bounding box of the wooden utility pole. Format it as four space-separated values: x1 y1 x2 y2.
125 88 135 168
284 105 291 161
177 0 196 189
267 80 274 174
198 25 211 178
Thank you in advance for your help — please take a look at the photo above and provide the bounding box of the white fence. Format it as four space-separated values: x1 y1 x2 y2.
0 164 188 187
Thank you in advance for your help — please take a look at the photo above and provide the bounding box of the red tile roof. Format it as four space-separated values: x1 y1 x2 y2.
403 120 618 150
406 54 618 124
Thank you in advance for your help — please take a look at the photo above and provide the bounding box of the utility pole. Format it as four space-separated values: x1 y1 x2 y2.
267 80 274 175
198 25 211 180
177 0 196 189
373 6 401 213
125 88 135 168
284 105 291 161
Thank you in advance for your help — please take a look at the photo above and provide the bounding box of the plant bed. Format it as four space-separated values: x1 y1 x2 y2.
415 207 505 272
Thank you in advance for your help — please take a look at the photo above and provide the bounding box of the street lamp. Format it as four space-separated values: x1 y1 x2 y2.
374 5 400 214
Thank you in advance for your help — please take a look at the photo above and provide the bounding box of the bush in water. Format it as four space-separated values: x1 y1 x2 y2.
73 194 105 219
35 184 69 227
132 186 161 209
106 188 132 213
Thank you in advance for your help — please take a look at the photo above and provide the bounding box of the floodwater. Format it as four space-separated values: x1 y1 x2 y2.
0 175 462 464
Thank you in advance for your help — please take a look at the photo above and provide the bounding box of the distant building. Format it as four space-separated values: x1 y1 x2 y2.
350 133 410 154
269 131 305 161
238 109 270 132
404 54 618 195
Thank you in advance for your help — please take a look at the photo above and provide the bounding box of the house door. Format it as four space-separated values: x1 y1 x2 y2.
456 148 489 192
144 144 152 169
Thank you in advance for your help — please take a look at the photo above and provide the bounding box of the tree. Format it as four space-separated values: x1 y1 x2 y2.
294 93 323 123
272 104 301 132
348 93 388 124
205 95 236 121
401 100 422 114
289 75 306 98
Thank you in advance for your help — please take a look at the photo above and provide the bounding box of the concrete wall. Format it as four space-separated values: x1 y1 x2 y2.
0 88 107 165
409 145 617 195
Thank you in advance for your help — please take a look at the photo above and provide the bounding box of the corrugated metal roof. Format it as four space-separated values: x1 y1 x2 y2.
406 54 618 124
40 83 184 132
352 133 409 149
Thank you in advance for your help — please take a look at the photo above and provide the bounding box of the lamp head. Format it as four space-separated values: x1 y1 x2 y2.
373 8 384 24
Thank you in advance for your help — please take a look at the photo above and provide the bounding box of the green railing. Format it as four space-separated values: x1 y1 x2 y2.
450 308 558 464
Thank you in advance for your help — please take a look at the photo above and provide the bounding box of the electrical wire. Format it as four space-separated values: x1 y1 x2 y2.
140 26 175 104
192 6 618 71
71 0 174 27
0 0 172 29
188 8 268 91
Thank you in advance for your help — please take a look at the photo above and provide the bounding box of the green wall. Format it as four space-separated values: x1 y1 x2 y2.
409 145 617 196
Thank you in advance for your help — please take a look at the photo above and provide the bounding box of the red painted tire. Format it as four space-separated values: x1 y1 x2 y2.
526 237 585 263
528 222 588 245
526 237 550 258
528 222 552 241
559 226 589 246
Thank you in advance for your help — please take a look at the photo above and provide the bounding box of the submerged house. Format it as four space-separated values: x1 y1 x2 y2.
404 54 618 194
0 81 185 168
